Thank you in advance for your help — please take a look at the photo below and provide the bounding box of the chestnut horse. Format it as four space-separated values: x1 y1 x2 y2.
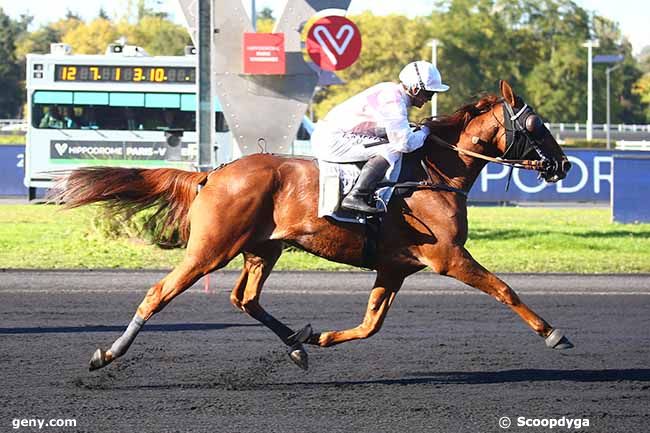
56 81 573 372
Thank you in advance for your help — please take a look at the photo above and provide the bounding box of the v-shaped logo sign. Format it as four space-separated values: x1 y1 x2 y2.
307 16 362 71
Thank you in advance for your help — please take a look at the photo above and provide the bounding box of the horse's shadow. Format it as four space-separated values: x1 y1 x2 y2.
285 368 650 388
79 368 650 392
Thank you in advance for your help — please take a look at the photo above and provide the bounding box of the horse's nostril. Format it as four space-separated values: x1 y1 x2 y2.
562 160 572 173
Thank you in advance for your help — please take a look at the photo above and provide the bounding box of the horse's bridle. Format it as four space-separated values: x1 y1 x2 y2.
429 98 555 174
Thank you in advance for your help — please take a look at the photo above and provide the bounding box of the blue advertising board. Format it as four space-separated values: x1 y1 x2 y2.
469 149 648 203
0 145 648 204
0 145 27 196
612 155 650 223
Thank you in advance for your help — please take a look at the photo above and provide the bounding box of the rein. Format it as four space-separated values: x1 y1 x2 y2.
427 134 547 171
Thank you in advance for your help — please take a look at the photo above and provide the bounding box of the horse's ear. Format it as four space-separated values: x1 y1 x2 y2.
499 80 517 106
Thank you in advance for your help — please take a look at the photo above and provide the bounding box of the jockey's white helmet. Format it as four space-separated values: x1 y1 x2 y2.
399 60 450 93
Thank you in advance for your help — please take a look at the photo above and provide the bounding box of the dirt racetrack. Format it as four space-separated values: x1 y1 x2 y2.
1 271 649 432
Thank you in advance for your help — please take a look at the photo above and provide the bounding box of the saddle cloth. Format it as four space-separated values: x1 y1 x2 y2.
318 156 403 223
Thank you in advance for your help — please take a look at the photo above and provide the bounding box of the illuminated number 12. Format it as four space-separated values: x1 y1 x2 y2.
62 66 77 80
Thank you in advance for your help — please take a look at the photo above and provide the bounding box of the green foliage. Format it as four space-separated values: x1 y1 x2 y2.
633 73 650 121
0 8 28 117
639 46 650 74
258 7 274 20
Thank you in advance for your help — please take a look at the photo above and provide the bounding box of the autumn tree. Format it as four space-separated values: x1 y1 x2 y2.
117 16 191 56
62 18 119 54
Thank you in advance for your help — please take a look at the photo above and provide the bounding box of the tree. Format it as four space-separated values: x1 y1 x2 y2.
0 8 28 117
116 16 191 56
62 18 119 54
633 74 650 121
99 8 110 20
15 16 83 61
638 46 650 74
519 0 590 122
256 18 275 33
258 7 274 20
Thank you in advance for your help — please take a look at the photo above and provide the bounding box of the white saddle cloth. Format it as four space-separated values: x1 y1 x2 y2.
317 157 403 223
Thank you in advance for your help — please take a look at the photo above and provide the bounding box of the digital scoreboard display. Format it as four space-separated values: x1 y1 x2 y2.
54 65 196 83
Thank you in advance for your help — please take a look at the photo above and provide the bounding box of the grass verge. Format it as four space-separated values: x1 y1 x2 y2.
0 205 648 273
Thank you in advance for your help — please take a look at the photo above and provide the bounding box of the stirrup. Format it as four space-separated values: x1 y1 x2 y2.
341 193 382 215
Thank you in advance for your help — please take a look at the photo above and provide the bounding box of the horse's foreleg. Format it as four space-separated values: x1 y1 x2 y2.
432 246 573 349
230 243 313 369
308 272 404 348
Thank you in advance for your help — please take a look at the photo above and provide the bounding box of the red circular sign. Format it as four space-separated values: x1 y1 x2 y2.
306 16 362 71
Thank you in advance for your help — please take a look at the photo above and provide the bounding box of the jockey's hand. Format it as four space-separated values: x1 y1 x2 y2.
419 125 431 137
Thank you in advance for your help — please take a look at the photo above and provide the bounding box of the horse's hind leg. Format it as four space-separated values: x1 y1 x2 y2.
430 246 573 349
307 271 405 347
89 193 258 371
229 242 312 370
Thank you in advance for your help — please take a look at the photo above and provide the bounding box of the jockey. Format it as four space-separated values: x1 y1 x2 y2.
312 60 450 214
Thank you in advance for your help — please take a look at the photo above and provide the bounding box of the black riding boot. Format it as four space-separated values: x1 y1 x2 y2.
341 155 390 214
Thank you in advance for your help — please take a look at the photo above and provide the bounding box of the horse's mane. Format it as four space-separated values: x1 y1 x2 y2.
425 94 501 133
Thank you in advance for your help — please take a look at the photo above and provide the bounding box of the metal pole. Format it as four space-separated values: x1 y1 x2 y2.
606 63 622 150
251 0 256 31
429 39 441 117
606 66 611 149
582 39 599 141
197 0 214 171
587 41 594 141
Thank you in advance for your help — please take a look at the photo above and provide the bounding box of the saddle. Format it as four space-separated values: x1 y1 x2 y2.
317 157 403 223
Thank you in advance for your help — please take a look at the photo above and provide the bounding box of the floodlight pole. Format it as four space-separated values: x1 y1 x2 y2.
582 39 599 141
606 63 622 149
197 0 214 171
428 39 442 117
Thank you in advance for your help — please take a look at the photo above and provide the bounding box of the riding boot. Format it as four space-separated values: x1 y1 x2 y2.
341 155 390 214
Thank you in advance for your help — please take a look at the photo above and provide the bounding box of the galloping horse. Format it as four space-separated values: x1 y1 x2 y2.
55 81 574 372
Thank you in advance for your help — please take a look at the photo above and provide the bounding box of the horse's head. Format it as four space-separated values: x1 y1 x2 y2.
492 80 571 182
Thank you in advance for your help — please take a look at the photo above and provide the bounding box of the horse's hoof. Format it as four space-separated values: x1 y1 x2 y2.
545 329 574 350
288 343 309 371
287 324 313 346
89 348 111 371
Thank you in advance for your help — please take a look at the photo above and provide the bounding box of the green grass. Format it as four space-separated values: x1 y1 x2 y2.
465 207 650 273
0 205 648 273
0 134 25 145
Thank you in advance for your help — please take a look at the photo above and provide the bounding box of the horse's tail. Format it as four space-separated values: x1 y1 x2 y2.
51 167 209 246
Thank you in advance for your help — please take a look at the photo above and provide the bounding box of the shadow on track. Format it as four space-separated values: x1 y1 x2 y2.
75 369 650 392
0 323 260 334
282 369 650 388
